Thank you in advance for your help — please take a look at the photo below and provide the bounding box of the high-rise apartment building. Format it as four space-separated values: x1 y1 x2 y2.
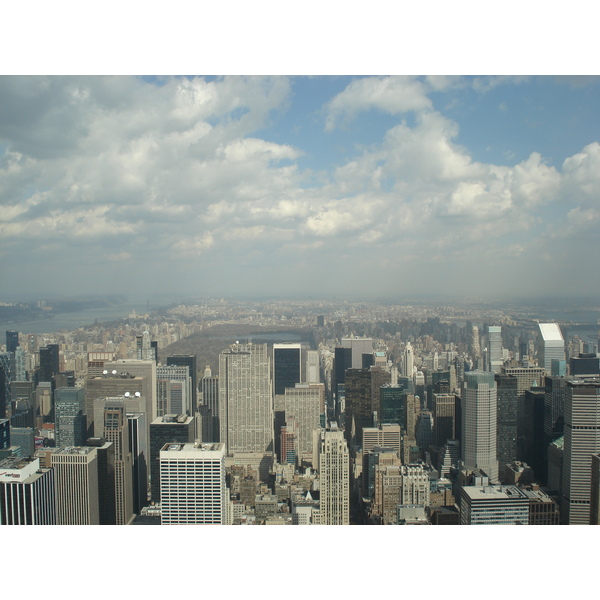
54 387 87 448
461 371 498 482
561 379 600 524
0 457 55 525
51 446 100 525
537 323 566 374
218 343 273 455
159 441 226 524
318 428 349 525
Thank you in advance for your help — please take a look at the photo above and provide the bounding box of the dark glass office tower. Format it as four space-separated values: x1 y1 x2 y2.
149 414 195 502
6 331 19 354
38 344 60 384
273 344 301 396
495 373 518 482
127 412 148 514
54 387 87 448
380 385 406 428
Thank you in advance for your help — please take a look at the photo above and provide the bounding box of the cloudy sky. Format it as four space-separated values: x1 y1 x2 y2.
1 74 599 301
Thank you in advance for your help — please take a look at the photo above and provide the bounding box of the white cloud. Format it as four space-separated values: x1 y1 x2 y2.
324 76 432 131
1 75 600 299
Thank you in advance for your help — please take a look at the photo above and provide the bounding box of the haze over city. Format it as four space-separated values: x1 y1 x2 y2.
2 74 600 300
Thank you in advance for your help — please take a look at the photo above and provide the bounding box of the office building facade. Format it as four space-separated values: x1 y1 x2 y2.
51 447 99 525
0 457 55 525
54 387 87 448
318 429 350 525
218 343 273 455
461 371 498 482
561 380 600 524
160 442 226 524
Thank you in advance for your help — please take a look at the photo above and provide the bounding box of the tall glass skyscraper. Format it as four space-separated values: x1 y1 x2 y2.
462 371 498 482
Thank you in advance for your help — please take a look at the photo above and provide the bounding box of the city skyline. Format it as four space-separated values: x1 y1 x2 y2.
1 75 600 301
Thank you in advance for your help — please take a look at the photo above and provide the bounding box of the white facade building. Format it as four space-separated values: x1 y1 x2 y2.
160 442 226 524
537 323 566 374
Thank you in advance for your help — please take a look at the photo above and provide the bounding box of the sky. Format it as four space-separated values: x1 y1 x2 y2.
1 74 599 301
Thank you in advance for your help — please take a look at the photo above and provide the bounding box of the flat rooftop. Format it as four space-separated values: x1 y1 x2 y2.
54 446 96 455
0 456 36 470
160 442 225 453
462 485 528 501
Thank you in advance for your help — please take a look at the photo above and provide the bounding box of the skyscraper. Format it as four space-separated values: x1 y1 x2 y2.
6 331 19 354
156 365 192 416
0 457 55 525
52 447 100 525
105 359 157 419
537 323 566 374
86 437 116 525
127 412 148 515
341 338 374 369
159 441 226 525
38 344 60 384
54 387 87 448
200 366 219 441
167 355 197 408
273 343 302 396
306 350 320 384
502 366 546 460
487 325 503 373
149 413 195 502
218 343 273 455
96 398 134 525
561 379 600 524
431 392 456 450
85 371 146 438
318 428 349 525
283 384 321 462
495 373 518 481
461 371 498 482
